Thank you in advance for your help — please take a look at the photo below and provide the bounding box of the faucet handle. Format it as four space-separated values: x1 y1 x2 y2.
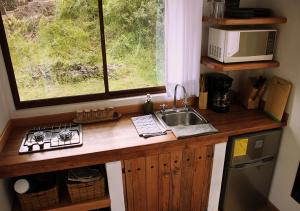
160 104 167 114
182 99 189 110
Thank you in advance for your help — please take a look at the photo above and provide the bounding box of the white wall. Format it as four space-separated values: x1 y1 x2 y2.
0 50 13 211
0 180 12 211
256 0 300 210
105 162 126 211
0 50 10 131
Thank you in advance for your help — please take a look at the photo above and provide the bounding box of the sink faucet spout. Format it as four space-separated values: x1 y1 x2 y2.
173 84 188 111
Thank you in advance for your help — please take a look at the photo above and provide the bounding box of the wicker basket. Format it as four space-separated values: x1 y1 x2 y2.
67 176 105 202
17 185 59 211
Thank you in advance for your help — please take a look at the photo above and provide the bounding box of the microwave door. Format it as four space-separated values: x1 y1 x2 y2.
226 32 240 57
236 32 268 56
224 31 274 63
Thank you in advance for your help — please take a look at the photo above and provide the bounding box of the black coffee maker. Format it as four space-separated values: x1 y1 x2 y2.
206 73 233 113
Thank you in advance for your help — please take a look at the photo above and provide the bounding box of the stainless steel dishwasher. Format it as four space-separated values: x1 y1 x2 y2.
220 129 282 211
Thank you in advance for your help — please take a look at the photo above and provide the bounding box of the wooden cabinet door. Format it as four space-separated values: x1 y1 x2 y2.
122 145 214 211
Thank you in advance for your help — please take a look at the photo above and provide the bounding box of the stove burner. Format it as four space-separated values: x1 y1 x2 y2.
33 131 45 142
59 129 73 141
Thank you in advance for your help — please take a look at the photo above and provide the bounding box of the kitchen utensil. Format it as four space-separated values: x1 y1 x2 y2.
264 76 292 121
106 107 114 118
199 92 208 110
241 77 266 109
200 74 206 92
199 74 208 110
213 1 225 18
74 107 121 124
76 110 84 121
254 83 267 101
208 0 215 17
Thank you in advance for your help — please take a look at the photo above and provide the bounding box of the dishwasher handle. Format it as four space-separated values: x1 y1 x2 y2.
232 157 275 170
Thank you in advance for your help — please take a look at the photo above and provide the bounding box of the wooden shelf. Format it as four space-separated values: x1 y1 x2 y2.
203 16 287 25
13 195 111 211
201 56 280 72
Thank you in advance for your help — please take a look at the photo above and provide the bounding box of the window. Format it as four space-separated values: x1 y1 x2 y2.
103 0 164 91
0 0 165 109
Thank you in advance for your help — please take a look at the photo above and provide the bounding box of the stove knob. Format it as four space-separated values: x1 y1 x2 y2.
27 142 33 151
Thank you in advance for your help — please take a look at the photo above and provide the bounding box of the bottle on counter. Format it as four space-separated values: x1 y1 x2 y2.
143 94 154 115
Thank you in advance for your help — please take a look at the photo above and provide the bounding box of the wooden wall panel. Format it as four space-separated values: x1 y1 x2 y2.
124 160 134 211
158 153 171 211
131 157 147 211
170 151 183 211
123 145 214 211
146 155 159 211
180 149 195 211
201 146 214 211
191 147 207 211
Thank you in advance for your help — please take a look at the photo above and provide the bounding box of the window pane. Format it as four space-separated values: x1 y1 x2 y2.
103 0 165 91
1 0 104 101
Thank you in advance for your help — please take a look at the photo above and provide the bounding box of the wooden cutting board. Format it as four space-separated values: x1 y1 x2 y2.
264 76 292 122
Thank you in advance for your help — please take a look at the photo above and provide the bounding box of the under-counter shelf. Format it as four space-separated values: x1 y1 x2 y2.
13 195 111 211
202 16 287 25
201 56 280 72
45 195 111 211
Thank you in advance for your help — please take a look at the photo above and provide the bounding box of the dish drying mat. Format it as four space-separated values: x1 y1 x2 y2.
131 115 166 138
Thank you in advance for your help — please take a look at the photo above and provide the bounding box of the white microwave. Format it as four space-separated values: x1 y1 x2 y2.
208 27 277 63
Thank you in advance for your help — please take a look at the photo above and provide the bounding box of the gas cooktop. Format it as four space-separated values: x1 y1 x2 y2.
19 123 82 154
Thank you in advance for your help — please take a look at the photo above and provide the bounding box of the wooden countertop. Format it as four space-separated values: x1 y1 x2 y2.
0 105 283 178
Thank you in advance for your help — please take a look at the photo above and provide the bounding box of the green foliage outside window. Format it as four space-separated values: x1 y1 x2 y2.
1 0 164 101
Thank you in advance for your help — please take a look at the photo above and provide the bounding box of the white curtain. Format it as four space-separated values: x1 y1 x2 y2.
165 0 203 98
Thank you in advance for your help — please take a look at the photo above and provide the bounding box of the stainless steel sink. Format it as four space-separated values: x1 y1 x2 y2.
155 107 208 130
153 84 216 138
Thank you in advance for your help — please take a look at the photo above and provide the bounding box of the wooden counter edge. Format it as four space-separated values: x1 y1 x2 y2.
0 134 228 178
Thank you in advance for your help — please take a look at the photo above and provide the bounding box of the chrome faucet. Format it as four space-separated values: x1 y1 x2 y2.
173 84 188 111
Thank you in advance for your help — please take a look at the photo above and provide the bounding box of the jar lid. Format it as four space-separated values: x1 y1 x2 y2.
14 179 30 194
